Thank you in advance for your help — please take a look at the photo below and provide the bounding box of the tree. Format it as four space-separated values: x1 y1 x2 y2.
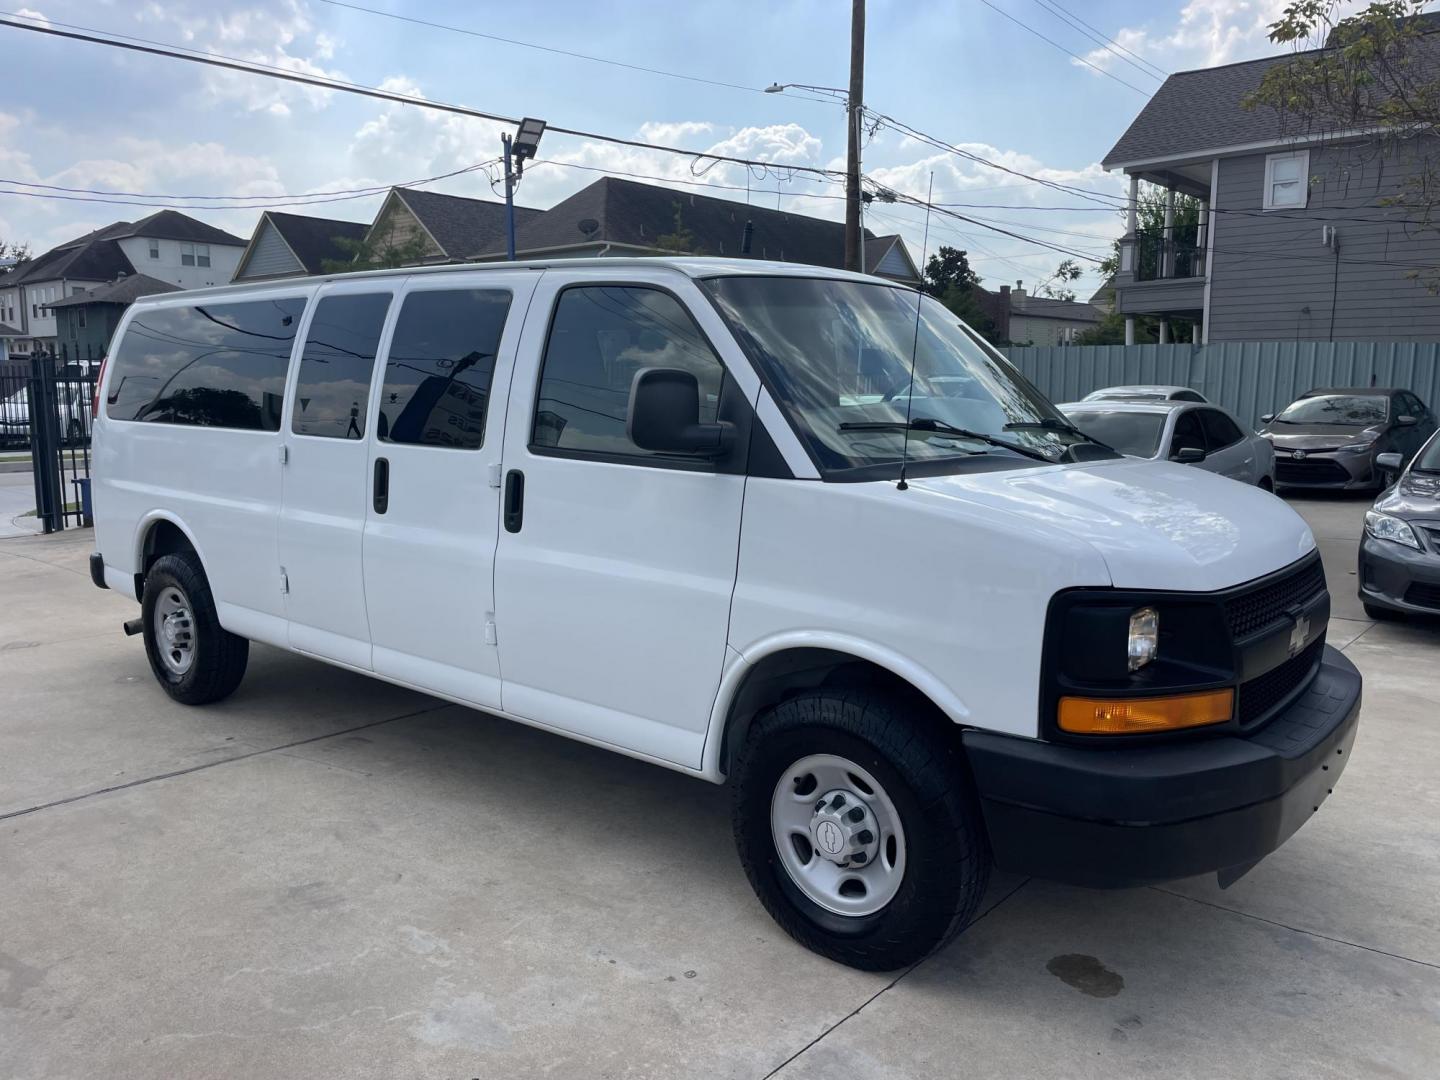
320 224 431 272
1245 2 1440 279
921 245 980 297
1035 258 1083 301
655 203 702 254
0 239 31 263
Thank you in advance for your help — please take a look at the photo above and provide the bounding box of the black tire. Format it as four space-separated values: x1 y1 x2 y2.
141 552 249 705
1363 601 1401 622
66 418 84 446
731 686 991 971
1258 476 1274 492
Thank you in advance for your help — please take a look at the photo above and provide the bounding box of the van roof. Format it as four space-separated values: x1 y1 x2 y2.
128 256 898 305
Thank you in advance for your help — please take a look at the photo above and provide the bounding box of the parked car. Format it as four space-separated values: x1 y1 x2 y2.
1058 399 1275 488
1261 386 1437 491
1358 429 1440 620
1082 384 1208 403
0 361 96 447
89 259 1360 972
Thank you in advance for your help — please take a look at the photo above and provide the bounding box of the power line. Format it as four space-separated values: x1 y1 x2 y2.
976 0 1151 96
1029 0 1166 82
315 0 811 100
1039 0 1169 78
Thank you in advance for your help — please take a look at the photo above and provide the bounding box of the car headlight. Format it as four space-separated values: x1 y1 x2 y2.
1338 441 1376 453
1364 510 1420 549
1128 606 1159 672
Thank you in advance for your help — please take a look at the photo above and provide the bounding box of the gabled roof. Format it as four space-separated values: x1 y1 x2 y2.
4 239 135 286
46 273 181 308
500 177 919 281
394 188 542 258
236 211 370 278
1103 17 1440 168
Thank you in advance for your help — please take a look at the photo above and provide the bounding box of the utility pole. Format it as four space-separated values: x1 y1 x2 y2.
502 133 517 261
845 0 865 273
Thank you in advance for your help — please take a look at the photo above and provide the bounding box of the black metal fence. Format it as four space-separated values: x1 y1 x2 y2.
1133 228 1205 282
1 354 96 532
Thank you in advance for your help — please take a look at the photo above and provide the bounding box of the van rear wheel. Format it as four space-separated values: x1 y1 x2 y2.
731 687 991 971
141 553 248 705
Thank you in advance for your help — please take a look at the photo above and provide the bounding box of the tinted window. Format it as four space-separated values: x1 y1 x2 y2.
1276 394 1387 426
106 298 304 429
1170 410 1205 457
292 293 391 439
532 286 723 458
1175 390 1206 403
1199 408 1244 450
1059 409 1166 457
379 289 511 450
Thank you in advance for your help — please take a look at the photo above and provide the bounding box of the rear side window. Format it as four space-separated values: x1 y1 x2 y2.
291 293 392 440
1170 410 1205 457
531 285 723 459
1175 390 1206 403
378 289 511 449
1199 408 1244 450
105 298 305 430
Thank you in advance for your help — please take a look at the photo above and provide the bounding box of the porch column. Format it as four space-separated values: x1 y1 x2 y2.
1192 323 1201 345
1125 316 1136 346
1158 319 1170 344
1126 175 1139 235
1161 187 1176 278
1196 198 1209 274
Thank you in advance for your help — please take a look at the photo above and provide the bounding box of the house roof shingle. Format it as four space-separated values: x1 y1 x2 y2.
1102 16 1440 168
4 239 135 287
262 211 370 273
46 273 181 308
396 189 543 259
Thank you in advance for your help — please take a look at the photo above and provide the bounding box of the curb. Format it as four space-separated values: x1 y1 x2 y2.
0 462 32 474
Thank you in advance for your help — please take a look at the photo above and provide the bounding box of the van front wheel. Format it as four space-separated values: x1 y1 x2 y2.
731 687 991 971
141 553 248 705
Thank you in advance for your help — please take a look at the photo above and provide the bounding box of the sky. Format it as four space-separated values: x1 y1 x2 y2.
0 0 1360 297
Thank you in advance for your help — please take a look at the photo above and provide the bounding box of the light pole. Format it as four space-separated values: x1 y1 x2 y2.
503 117 546 261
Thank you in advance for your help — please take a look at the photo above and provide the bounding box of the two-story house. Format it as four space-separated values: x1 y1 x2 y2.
0 211 245 361
1102 27 1440 344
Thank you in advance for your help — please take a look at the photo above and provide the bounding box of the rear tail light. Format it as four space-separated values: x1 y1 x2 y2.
92 355 107 416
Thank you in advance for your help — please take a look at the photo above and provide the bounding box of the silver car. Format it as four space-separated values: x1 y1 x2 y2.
1059 399 1276 489
1081 384 1209 404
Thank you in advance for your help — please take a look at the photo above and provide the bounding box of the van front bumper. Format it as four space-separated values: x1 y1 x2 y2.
961 645 1361 888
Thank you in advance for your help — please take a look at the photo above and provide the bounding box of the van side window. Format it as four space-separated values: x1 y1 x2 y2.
1199 408 1243 450
105 298 305 430
291 293 392 440
378 289 512 450
531 286 723 459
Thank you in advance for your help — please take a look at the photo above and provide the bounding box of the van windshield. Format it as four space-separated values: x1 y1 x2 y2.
702 275 1096 475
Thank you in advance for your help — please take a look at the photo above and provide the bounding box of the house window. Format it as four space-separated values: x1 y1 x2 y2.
180 242 211 268
78 307 87 329
149 239 160 259
1264 150 1309 210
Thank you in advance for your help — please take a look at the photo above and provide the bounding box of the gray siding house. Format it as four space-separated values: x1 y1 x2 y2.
1102 35 1440 344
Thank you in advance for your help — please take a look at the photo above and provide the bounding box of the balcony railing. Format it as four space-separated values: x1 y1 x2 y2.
1132 228 1205 282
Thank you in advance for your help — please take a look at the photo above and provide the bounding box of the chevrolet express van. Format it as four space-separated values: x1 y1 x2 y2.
89 259 1361 971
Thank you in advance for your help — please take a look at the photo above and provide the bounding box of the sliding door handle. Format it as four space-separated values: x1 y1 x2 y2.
373 456 389 515
503 469 524 533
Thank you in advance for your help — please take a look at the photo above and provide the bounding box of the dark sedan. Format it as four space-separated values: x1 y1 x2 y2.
1261 387 1437 491
1359 431 1440 619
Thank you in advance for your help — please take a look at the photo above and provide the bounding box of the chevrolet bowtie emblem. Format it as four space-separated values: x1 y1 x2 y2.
1290 614 1310 656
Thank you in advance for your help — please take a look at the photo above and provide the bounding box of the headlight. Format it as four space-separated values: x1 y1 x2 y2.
1127 606 1159 671
1338 441 1376 453
1364 510 1420 549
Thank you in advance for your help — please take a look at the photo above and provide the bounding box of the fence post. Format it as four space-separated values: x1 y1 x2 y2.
28 352 64 534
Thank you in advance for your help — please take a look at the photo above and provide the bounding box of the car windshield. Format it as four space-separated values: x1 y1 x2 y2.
1415 434 1440 473
703 276 1094 474
1059 409 1166 457
1275 394 1388 426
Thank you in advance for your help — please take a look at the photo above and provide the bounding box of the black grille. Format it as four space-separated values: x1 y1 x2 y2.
1238 638 1325 727
1225 559 1328 639
1404 582 1440 611
1276 458 1351 484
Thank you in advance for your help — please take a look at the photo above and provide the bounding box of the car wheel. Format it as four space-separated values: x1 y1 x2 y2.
141 552 249 705
731 686 991 971
1258 476 1274 492
1363 601 1402 622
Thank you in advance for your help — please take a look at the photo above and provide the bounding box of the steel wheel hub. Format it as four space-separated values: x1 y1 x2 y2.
770 753 907 918
154 587 195 676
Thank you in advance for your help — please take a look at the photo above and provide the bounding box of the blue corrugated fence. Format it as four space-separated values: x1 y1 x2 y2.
1001 343 1440 426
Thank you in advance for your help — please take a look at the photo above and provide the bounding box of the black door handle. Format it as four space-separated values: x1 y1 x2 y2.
503 469 524 533
373 456 389 514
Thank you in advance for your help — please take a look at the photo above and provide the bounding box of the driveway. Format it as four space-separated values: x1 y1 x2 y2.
1 496 1437 1078
0 470 41 539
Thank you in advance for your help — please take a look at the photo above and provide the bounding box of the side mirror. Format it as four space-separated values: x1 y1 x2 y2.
627 367 733 457
1397 414 1418 426
1376 451 1404 472
1260 413 1275 424
1172 446 1206 464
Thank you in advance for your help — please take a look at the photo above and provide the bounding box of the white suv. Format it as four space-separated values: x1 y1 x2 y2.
89 259 1361 970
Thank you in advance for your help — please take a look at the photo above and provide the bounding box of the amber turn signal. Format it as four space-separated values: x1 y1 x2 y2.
1058 688 1234 735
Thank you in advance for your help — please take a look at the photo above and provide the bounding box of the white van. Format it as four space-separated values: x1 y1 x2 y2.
89 258 1361 971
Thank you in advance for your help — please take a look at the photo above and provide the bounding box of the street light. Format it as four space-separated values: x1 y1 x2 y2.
502 117 546 261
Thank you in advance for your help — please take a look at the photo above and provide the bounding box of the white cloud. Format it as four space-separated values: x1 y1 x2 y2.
15 7 50 28
636 121 715 144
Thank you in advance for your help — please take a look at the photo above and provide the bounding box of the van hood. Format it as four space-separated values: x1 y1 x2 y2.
908 457 1315 592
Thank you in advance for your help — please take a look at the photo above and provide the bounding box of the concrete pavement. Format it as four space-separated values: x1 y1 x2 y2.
0 471 41 539
1 496 1438 1078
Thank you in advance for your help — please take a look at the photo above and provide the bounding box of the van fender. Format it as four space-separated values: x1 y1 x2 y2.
131 510 209 577
700 630 972 781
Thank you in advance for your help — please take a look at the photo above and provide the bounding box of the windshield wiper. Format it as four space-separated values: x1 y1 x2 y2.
839 417 1057 463
1004 417 1116 453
